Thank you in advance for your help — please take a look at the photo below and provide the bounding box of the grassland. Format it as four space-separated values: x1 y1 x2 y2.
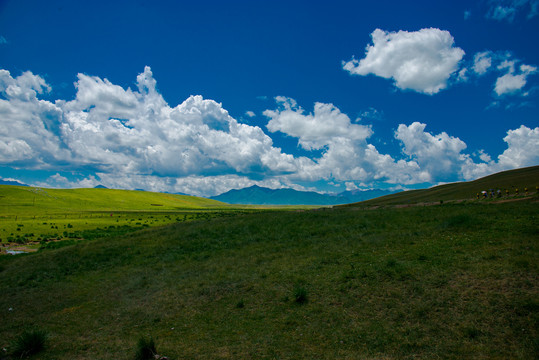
0 199 537 359
0 186 291 252
0 186 227 212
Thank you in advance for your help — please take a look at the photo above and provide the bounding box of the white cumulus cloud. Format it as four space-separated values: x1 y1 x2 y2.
395 122 468 182
0 69 70 166
497 125 539 168
473 51 493 75
264 98 426 185
264 96 372 150
343 28 465 95
495 62 537 96
58 66 303 178
393 122 539 182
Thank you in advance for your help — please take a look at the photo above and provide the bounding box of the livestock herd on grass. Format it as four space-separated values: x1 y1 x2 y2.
476 185 538 199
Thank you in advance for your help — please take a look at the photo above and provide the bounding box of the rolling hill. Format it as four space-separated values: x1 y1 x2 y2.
0 186 228 214
340 165 539 207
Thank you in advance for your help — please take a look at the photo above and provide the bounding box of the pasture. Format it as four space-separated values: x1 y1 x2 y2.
0 210 242 251
0 199 537 359
0 186 285 253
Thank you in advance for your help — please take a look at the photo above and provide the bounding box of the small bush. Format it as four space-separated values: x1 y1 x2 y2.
15 237 27 244
386 259 397 267
11 329 48 358
294 285 308 304
463 326 482 340
134 336 157 360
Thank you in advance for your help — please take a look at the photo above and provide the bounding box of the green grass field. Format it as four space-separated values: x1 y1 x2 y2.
0 186 227 213
0 186 305 251
0 200 537 359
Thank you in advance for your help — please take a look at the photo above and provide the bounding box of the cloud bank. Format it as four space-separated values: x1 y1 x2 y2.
1 67 537 196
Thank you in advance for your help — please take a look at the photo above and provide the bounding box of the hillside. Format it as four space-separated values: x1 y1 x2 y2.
341 165 539 207
0 186 227 214
211 185 395 205
0 201 536 359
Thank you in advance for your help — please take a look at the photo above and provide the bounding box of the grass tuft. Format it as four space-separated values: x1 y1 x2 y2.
462 326 482 340
294 285 308 304
134 336 157 360
11 329 47 358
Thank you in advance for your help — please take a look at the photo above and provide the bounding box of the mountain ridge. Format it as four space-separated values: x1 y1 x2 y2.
210 185 396 205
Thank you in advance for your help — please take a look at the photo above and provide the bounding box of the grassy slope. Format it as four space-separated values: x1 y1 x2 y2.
342 165 539 207
0 186 227 214
0 186 235 247
0 201 537 359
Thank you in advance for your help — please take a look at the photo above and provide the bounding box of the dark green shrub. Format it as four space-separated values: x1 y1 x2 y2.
11 329 47 358
386 259 397 267
294 285 308 304
15 237 27 244
463 326 482 340
134 336 157 360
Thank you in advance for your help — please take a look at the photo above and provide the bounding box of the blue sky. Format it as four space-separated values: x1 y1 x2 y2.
0 0 538 196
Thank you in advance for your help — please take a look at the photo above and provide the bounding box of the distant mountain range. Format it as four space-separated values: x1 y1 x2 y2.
0 178 396 205
210 185 397 205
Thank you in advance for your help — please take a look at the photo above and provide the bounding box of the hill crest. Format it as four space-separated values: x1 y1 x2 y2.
341 165 539 207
